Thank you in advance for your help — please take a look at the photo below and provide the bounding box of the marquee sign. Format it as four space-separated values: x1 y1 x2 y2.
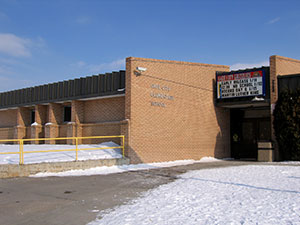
217 70 265 99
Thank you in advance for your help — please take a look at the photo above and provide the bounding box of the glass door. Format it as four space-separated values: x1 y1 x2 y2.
240 120 257 159
231 108 271 160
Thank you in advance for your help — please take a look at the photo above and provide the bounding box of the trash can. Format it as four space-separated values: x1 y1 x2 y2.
257 141 274 162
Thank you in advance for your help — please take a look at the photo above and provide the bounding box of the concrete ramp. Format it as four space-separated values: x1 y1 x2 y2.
0 158 130 178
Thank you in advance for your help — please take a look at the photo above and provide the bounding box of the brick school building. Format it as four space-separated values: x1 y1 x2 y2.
0 55 299 163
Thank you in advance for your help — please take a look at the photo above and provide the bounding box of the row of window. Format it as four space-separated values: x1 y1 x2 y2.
30 106 71 124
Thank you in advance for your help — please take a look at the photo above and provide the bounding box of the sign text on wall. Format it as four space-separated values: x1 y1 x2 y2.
150 84 174 108
217 70 265 99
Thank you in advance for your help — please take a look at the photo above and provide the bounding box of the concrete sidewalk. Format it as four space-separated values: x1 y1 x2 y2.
0 161 293 225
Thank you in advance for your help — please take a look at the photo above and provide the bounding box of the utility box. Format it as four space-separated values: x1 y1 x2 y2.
258 142 274 162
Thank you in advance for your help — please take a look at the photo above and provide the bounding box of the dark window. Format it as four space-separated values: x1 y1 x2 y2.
31 110 35 124
64 106 71 122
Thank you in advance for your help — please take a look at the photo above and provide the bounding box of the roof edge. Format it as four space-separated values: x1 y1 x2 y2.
126 57 229 69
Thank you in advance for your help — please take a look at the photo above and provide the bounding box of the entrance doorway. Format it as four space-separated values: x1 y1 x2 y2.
231 108 271 160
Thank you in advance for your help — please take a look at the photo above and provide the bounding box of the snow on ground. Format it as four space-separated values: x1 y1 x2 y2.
31 157 220 177
0 141 122 164
88 165 300 225
279 161 300 165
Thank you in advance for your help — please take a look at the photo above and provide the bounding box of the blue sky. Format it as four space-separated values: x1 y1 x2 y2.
0 0 299 92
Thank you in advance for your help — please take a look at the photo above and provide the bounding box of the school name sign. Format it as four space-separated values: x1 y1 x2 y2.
217 70 265 99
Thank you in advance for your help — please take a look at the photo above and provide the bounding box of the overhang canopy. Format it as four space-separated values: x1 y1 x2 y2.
0 70 125 109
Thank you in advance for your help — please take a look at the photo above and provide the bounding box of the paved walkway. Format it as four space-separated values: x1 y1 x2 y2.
0 161 296 225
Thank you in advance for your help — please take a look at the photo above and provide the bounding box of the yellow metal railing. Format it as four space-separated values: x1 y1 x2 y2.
0 135 125 165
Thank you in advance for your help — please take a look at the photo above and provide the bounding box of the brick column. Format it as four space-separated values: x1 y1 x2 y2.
45 103 62 144
66 123 83 144
67 122 76 144
35 105 47 125
31 124 43 144
71 100 84 144
76 124 83 145
269 56 279 160
14 125 26 140
14 107 29 140
29 105 47 144
71 100 84 124
45 123 59 144
48 103 63 125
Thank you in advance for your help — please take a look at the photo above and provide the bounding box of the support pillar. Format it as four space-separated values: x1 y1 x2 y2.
14 125 26 140
45 123 59 144
66 123 82 144
67 122 76 145
31 124 43 144
48 103 63 125
35 105 47 124
70 100 84 144
45 103 62 144
14 107 28 141
76 124 83 144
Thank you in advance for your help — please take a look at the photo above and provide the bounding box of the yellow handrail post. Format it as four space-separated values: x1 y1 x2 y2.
122 135 125 158
19 140 24 165
19 140 21 165
75 138 78 161
21 140 24 165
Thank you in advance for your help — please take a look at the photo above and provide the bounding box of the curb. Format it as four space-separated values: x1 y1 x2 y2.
0 157 130 178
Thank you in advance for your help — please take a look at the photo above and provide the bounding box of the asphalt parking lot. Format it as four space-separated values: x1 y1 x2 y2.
0 161 271 225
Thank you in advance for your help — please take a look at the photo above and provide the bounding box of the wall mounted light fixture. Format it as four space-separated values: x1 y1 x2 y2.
135 67 147 76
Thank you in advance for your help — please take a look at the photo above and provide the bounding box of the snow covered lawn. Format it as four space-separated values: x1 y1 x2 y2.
0 141 122 164
88 165 300 225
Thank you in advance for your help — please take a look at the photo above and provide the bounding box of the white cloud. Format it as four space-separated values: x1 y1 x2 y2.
0 33 32 57
230 60 269 70
266 17 280 25
0 34 46 91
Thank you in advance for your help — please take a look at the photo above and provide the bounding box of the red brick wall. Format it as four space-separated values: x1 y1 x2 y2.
17 107 33 127
0 127 15 140
125 57 230 163
72 100 84 124
0 109 17 127
48 103 64 125
83 97 125 123
82 122 122 144
35 105 48 125
59 124 68 137
25 127 31 139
